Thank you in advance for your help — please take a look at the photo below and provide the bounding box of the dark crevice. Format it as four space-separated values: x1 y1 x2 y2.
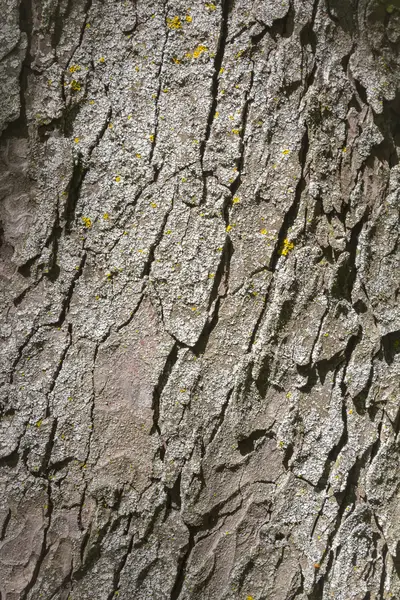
269 125 309 272
56 252 87 326
208 388 233 446
238 429 270 455
150 342 180 443
191 236 232 356
199 0 231 168
0 509 11 541
63 157 88 234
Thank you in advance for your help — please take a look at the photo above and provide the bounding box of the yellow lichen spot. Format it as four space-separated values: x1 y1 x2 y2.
149 134 155 142
342 146 347 153
135 66 139 72
163 87 169 93
191 306 197 312
151 202 157 208
70 79 81 92
108 122 113 129
246 596 254 600
348 409 353 415
106 271 112 279
205 2 217 10
48 79 53 86
282 148 290 155
261 228 268 235
36 419 43 428
89 99 95 105
99 56 105 63
172 56 181 64
232 129 240 135
233 196 241 204
167 16 182 29
82 216 92 228
165 229 172 235
214 111 219 118
74 137 80 143
280 238 294 255
386 4 395 13
226 224 232 232
208 273 215 279
193 45 208 58
235 49 244 59
136 153 142 159
69 64 81 73
115 176 121 183
95 295 100 301
186 14 192 22
219 67 225 74
86 22 91 29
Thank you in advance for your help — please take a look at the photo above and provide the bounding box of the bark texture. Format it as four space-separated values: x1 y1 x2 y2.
1 0 400 598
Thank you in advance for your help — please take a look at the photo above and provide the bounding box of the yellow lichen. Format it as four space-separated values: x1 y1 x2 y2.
261 228 268 235
205 2 217 10
136 153 142 159
192 45 208 59
99 56 105 63
74 137 80 143
186 14 192 22
81 216 92 228
69 64 81 73
219 67 225 74
282 148 290 155
280 238 294 255
108 122 113 129
149 134 155 142
232 129 240 135
167 16 182 29
70 79 81 92
115 176 121 182
226 224 232 232
151 202 157 208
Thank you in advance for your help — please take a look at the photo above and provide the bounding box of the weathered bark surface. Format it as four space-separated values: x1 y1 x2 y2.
1 0 400 598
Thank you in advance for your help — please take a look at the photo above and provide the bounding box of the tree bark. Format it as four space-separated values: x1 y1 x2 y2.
1 0 400 598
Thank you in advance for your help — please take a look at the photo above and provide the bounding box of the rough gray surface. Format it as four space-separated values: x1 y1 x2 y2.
1 0 400 598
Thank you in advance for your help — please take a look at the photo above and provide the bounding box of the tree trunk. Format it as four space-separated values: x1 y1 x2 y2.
1 0 400 598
